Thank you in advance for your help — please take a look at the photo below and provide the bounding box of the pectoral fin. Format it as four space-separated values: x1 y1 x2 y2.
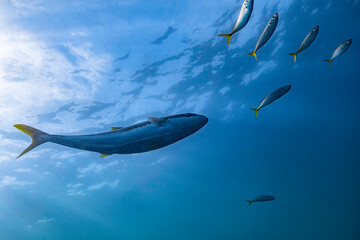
147 117 166 126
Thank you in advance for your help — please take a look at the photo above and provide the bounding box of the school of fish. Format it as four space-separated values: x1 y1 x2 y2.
13 0 354 206
217 0 351 204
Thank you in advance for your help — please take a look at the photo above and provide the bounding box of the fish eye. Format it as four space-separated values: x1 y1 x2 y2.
312 29 316 32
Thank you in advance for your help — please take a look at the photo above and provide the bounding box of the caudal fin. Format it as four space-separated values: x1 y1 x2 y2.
250 108 260 118
245 200 252 205
13 124 50 158
323 59 332 67
218 33 232 46
288 53 297 63
248 51 258 61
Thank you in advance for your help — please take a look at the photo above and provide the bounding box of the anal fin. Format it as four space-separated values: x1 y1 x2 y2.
100 153 111 158
111 127 123 131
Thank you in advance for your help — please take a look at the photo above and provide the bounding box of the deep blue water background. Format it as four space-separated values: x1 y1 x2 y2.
0 0 359 239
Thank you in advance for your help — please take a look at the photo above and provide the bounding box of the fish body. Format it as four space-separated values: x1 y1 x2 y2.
250 85 292 117
248 13 279 61
14 113 208 158
324 39 352 67
245 195 275 205
218 0 254 45
288 25 319 62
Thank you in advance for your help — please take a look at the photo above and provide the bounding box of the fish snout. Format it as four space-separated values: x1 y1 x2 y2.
183 113 208 131
197 114 209 127
201 115 209 124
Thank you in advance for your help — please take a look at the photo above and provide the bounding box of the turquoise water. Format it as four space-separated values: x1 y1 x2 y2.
0 0 359 239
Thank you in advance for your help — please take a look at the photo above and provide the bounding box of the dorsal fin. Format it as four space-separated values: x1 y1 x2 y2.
111 127 123 131
100 153 111 158
147 117 166 125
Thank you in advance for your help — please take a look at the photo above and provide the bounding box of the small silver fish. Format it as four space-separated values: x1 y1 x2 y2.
250 85 292 117
245 195 275 205
288 25 319 63
14 113 208 158
218 0 254 46
324 39 352 67
248 13 279 61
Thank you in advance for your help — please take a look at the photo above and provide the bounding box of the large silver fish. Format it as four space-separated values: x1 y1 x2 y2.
248 13 279 61
14 113 208 158
288 25 319 63
324 39 352 67
218 0 254 46
250 85 292 117
245 195 275 205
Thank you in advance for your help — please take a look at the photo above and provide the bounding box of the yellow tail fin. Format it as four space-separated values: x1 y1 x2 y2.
13 124 50 158
323 59 332 67
218 34 232 46
288 53 297 63
245 200 252 205
250 108 260 118
248 51 258 61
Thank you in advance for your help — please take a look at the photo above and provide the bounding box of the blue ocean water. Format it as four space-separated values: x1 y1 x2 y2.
0 0 359 239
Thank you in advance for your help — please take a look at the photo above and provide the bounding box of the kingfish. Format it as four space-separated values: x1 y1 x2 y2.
250 85 292 117
324 39 352 67
218 0 254 46
248 13 279 61
245 195 275 205
14 113 208 158
288 25 319 63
